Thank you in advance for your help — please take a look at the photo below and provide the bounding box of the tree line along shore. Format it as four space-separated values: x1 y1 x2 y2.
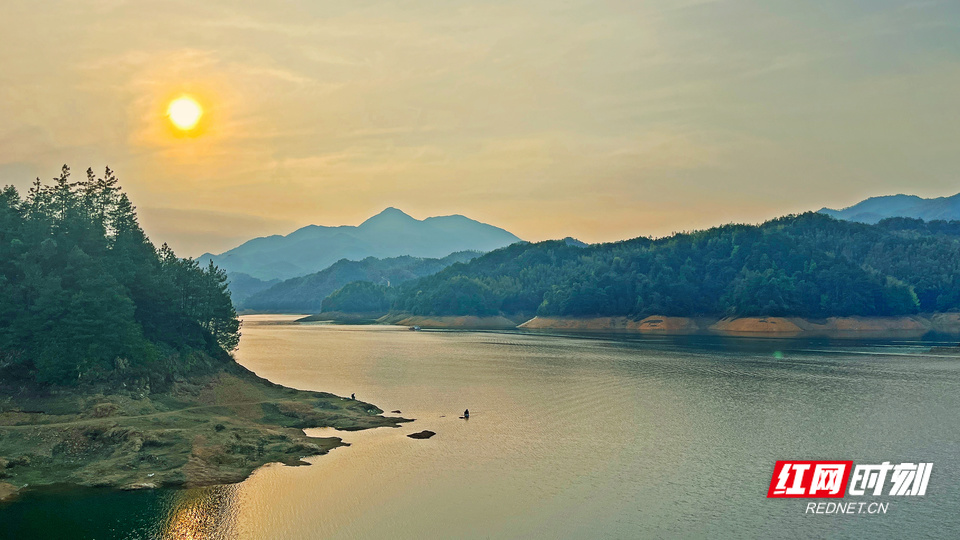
296 213 960 337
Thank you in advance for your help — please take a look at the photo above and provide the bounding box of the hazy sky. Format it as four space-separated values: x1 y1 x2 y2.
2 1 959 256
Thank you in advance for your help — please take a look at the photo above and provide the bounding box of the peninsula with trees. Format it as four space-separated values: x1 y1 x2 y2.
0 167 408 502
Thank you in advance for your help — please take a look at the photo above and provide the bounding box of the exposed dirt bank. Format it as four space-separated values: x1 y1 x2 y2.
519 316 701 333
0 481 17 502
518 314 960 337
709 317 805 334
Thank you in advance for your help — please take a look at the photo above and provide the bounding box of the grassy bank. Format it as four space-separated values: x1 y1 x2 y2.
296 311 386 324
379 314 521 329
0 365 410 502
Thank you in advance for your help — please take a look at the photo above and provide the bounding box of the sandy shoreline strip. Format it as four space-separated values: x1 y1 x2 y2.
373 313 960 337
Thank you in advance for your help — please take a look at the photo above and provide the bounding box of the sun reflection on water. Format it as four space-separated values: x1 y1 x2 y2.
161 485 238 539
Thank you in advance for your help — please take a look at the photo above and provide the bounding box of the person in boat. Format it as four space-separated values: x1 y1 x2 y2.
463 409 469 419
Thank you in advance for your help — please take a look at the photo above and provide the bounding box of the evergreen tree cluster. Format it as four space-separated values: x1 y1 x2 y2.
0 166 240 385
393 213 960 319
320 281 394 313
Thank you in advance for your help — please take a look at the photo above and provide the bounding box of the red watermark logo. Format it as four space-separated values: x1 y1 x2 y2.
768 461 932 498
768 461 853 498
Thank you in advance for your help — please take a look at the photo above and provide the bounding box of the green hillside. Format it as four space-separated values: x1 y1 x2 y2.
392 214 960 319
241 251 480 313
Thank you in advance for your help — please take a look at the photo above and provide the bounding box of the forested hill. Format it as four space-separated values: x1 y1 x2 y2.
241 251 480 312
0 166 240 386
393 214 960 319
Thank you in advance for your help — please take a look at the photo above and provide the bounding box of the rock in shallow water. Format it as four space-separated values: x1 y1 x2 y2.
122 482 158 491
407 430 436 439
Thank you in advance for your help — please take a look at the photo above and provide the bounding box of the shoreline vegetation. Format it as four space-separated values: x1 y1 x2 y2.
292 214 960 337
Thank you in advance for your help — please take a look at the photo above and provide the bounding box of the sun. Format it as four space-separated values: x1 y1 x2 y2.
167 96 203 131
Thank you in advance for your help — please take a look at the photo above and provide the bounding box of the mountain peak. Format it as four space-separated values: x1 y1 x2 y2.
378 206 410 217
359 207 417 227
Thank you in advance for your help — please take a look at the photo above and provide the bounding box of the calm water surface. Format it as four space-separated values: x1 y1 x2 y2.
3 315 960 539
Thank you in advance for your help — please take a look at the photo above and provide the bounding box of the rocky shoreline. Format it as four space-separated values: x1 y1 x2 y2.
519 313 960 337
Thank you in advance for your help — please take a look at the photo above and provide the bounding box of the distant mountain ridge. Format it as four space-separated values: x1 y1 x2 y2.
199 208 521 281
241 251 482 312
819 193 960 224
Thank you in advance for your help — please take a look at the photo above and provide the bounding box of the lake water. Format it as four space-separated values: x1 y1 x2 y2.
3 315 960 539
